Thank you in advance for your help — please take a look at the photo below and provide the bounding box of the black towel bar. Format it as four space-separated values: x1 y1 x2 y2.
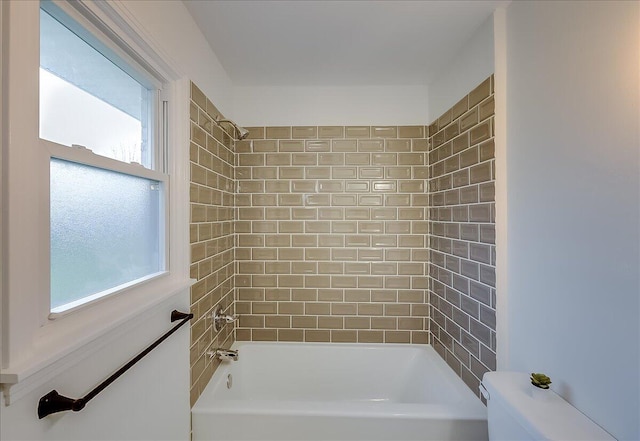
37 309 193 419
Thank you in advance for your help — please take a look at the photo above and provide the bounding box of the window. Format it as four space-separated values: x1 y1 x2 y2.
39 3 167 314
1 0 190 397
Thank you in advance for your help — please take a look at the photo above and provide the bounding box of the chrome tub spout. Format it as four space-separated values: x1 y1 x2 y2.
208 348 239 362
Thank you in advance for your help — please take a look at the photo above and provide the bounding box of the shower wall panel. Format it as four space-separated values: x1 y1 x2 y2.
234 125 430 344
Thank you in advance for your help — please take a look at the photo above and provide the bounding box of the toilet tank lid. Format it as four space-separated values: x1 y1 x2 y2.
481 372 614 441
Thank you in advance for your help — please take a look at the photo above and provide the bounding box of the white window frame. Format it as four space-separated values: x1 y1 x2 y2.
0 0 191 405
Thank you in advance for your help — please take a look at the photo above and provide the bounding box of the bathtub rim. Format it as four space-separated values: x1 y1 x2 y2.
193 341 486 421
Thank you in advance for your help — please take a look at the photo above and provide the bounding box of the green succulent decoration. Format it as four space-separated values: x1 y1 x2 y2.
531 373 552 389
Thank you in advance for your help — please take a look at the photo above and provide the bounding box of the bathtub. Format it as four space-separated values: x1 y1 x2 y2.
192 342 487 441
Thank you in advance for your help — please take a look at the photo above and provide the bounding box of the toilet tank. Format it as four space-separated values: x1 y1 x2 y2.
480 372 614 440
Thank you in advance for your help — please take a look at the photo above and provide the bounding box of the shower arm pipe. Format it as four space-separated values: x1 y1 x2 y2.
37 310 193 419
214 117 249 141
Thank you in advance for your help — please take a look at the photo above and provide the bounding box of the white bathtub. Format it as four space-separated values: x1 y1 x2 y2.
192 342 487 441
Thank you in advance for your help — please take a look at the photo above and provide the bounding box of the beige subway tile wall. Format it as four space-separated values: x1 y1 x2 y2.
235 126 430 344
189 82 236 406
428 76 496 397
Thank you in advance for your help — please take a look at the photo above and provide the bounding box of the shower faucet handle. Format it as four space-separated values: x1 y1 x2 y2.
211 306 238 332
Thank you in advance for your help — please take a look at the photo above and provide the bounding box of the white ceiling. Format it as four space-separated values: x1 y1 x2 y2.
183 0 507 87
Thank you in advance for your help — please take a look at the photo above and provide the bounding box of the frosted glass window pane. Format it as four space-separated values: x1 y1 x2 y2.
51 159 163 311
40 8 152 167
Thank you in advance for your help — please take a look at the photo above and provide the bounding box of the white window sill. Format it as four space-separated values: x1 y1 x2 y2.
0 277 195 405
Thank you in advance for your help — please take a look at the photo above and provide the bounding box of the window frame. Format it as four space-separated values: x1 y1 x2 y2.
0 0 191 404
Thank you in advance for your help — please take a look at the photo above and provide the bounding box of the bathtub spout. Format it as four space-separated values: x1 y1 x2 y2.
208 348 238 362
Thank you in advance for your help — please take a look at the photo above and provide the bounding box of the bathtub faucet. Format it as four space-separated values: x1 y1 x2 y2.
208 348 239 362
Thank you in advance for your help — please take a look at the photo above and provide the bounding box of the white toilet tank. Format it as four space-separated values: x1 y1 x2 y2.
481 372 614 440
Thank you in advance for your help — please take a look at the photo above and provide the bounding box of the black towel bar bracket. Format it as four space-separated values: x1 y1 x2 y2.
37 309 193 419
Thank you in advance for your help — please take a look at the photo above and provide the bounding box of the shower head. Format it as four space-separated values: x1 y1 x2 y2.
236 125 250 140
216 117 250 141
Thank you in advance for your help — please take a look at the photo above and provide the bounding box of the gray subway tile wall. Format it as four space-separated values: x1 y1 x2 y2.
235 125 431 345
189 75 496 404
428 76 496 396
189 82 236 406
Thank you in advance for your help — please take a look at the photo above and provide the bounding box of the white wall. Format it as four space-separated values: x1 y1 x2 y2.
503 2 639 440
233 84 428 127
118 0 234 117
1 1 225 439
0 295 190 441
427 15 494 122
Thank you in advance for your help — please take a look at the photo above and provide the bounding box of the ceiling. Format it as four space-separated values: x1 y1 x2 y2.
183 0 506 87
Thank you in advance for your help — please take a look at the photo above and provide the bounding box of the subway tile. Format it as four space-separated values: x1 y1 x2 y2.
266 126 291 139
358 330 384 343
460 108 478 132
452 132 470 154
318 208 344 220
305 330 331 342
460 186 479 204
291 262 317 274
469 204 492 222
470 243 491 265
469 77 491 107
331 330 358 343
318 316 344 329
398 125 425 138
437 111 452 131
444 121 460 143
479 182 495 202
469 319 491 347
344 181 370 193
306 167 331 179
372 153 397 165
412 139 429 152
332 140 358 152
470 162 492 184
292 315 317 328
345 126 370 138
343 208 369 220
371 126 397 138
331 276 358 288
305 302 330 315
479 139 495 162
318 126 344 138
305 194 331 206
470 121 491 145
292 153 317 166
252 140 278 153
279 140 305 152
279 329 304 342
292 126 317 139
345 153 370 165
386 139 412 152
479 96 495 122
451 96 468 121
480 224 496 244
359 167 384 179
332 167 357 179
385 167 411 179
358 276 384 289
357 195 382 206
318 289 343 302
345 317 370 329
305 140 330 152
358 140 385 152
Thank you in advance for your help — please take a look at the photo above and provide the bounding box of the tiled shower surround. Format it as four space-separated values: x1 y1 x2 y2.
189 76 496 403
189 82 236 406
428 76 496 394
234 125 431 344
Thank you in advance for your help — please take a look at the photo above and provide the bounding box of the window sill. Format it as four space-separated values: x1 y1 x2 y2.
0 277 195 405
